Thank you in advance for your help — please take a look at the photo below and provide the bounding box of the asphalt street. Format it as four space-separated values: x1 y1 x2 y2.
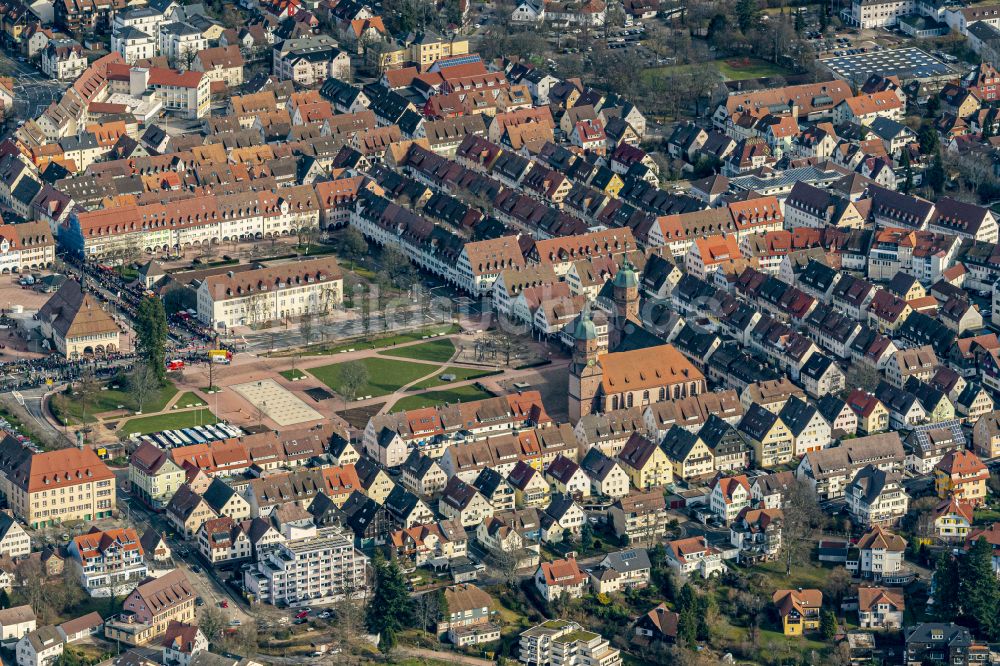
0 51 66 123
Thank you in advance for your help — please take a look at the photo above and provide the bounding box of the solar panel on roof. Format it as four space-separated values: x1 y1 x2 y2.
435 54 482 68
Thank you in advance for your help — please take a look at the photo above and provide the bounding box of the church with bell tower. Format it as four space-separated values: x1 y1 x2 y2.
608 254 641 351
568 256 705 422
568 302 603 422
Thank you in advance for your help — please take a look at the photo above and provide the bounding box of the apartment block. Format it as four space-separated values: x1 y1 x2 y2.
244 528 368 606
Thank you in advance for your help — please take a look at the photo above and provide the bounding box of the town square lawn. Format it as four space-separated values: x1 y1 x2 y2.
308 357 438 397
379 338 456 363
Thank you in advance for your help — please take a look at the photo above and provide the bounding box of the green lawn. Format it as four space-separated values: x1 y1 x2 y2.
118 408 218 436
280 369 309 381
273 324 460 357
391 385 494 412
309 357 437 398
974 507 1000 524
715 57 790 80
643 57 790 84
51 382 179 425
173 392 206 408
747 560 833 591
379 338 456 363
408 366 497 390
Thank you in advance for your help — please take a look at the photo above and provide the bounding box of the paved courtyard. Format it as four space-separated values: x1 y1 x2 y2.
231 378 323 426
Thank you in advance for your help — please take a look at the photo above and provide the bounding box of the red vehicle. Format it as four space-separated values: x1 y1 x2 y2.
220 600 228 608
166 359 185 371
295 610 309 619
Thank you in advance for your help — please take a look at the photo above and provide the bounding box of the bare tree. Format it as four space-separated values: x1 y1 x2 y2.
781 479 824 575
485 549 521 586
339 361 369 406
300 311 315 346
130 363 159 414
200 606 226 643
14 558 46 619
77 367 99 423
246 292 268 329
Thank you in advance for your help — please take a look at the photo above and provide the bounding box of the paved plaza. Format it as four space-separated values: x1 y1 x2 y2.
231 378 323 426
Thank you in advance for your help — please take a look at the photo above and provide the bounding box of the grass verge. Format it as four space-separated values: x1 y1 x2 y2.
408 366 498 390
173 392 206 408
379 338 456 363
50 382 178 425
118 408 218 436
391 384 494 412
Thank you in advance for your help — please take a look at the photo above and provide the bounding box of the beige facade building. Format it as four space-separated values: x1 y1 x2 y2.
36 279 120 359
105 570 195 646
0 441 116 529
196 257 343 330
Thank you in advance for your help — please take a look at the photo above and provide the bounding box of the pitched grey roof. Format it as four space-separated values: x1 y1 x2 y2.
202 478 237 514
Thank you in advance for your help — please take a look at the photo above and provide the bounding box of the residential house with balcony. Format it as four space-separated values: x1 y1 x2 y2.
660 426 714 481
934 448 989 506
931 497 974 542
858 586 905 629
616 432 672 490
846 526 907 581
104 570 195 646
588 549 651 595
772 589 822 636
68 528 147 598
507 461 551 509
845 465 909 528
609 489 668 545
534 557 588 602
729 507 782 563
438 477 494 528
578 448 630 499
665 536 724 579
436 584 500 647
472 468 515 512
708 474 751 525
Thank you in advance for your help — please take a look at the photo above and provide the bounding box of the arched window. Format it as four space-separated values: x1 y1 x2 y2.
626 393 633 408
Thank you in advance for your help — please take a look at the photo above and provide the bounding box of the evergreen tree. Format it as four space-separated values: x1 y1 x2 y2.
927 152 946 195
366 551 413 654
900 150 913 193
918 123 940 155
734 0 760 33
707 14 727 42
435 587 448 625
794 9 805 33
135 296 168 384
820 610 838 639
932 552 961 622
926 95 940 118
676 583 700 648
581 523 594 552
960 537 1000 639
